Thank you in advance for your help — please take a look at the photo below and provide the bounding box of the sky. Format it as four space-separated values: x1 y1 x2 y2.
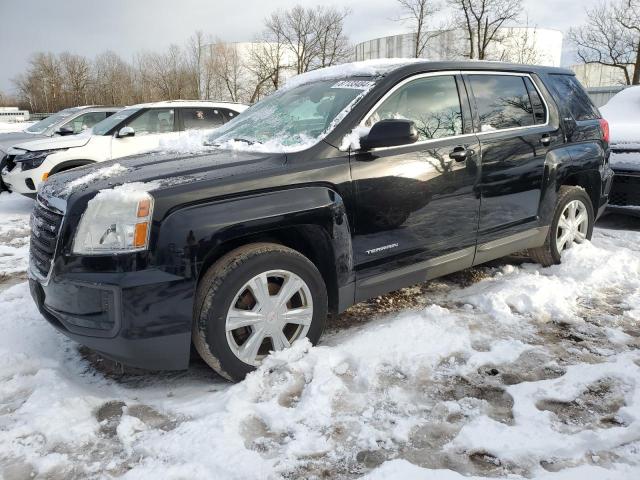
0 0 602 94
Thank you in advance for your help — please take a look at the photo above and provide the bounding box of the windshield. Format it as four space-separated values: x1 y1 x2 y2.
25 108 80 134
206 78 376 152
92 108 140 135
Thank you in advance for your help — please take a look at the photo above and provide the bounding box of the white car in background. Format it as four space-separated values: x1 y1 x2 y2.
1 101 248 197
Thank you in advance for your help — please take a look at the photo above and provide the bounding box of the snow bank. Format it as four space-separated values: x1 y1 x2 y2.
600 86 640 146
0 192 33 275
0 189 639 479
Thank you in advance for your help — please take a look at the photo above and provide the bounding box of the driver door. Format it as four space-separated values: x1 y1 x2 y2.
111 108 178 159
350 73 481 299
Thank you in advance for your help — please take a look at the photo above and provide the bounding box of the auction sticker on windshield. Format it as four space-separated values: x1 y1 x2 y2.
331 80 375 90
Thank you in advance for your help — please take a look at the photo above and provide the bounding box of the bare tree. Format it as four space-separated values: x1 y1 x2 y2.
265 5 351 74
448 0 522 60
498 20 548 65
93 51 135 106
396 0 443 57
60 52 91 105
187 30 206 98
314 6 351 67
569 1 639 85
208 41 246 102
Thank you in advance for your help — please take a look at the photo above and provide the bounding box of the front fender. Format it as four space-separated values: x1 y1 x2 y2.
152 185 354 309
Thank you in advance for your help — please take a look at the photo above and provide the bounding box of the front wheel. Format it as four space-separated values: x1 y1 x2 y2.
528 186 594 266
193 243 328 381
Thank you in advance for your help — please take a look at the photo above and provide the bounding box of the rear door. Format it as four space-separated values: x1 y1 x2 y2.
465 72 563 251
350 73 481 298
110 108 178 159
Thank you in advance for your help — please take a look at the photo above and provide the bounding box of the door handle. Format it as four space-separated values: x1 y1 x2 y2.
449 146 474 162
540 134 552 146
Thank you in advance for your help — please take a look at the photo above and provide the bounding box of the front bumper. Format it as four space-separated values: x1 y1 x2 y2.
2 164 39 195
29 268 194 370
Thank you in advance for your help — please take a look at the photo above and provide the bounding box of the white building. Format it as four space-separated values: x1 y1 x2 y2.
0 107 29 123
354 28 563 67
570 63 634 88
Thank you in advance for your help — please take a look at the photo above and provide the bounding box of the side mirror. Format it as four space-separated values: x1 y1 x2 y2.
117 126 135 138
56 126 75 136
360 119 418 150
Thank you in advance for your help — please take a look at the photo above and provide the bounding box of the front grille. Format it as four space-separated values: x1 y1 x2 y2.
609 174 640 207
30 201 64 279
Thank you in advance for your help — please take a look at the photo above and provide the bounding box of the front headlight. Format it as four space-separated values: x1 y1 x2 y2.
73 187 154 255
15 149 67 171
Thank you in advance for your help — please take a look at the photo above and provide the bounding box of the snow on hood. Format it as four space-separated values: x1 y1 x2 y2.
600 86 640 147
11 133 92 152
282 58 425 91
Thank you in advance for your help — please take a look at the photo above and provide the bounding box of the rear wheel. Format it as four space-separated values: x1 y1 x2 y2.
193 243 327 381
528 186 594 266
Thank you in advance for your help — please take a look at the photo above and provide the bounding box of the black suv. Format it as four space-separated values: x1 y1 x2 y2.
30 61 613 381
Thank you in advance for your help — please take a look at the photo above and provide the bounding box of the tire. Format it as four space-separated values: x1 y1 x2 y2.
528 186 594 267
193 242 328 381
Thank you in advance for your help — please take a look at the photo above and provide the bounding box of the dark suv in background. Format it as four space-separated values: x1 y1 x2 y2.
29 61 612 381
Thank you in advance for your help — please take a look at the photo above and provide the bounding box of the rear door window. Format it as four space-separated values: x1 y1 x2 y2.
182 108 225 130
547 74 599 120
468 75 535 131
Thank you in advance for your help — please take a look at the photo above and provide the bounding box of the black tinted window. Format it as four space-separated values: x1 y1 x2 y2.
183 108 225 130
220 109 239 122
547 74 599 120
469 75 534 131
524 77 546 125
366 75 463 141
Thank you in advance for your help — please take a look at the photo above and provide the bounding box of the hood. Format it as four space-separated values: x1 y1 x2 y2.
0 132 45 153
11 133 92 152
39 148 288 212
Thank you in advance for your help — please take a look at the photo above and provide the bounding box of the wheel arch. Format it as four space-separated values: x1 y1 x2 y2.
49 159 96 176
153 186 355 315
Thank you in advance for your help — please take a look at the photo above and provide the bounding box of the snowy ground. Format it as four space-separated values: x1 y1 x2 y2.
0 191 639 480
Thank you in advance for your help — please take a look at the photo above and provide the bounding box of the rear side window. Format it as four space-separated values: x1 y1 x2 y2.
547 74 599 121
183 108 225 130
469 75 534 131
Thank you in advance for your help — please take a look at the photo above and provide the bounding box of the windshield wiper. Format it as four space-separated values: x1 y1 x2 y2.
231 137 262 145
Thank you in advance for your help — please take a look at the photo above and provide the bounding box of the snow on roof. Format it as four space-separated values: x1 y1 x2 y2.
600 86 640 146
282 58 425 91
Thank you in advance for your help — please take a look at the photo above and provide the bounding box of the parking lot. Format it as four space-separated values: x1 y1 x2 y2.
1 190 639 479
